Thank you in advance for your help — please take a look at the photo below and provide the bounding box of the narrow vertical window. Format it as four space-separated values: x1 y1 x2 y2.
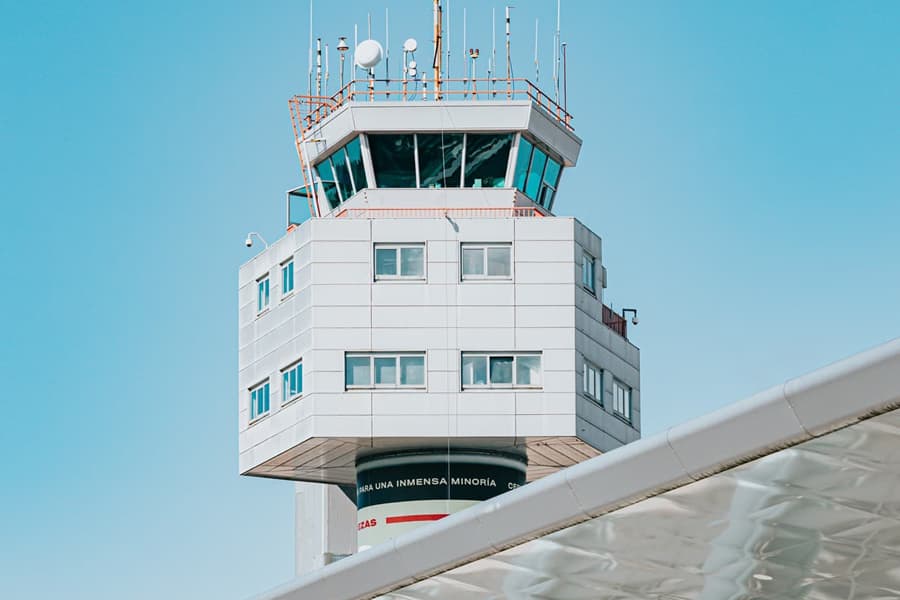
583 361 602 403
282 361 303 403
582 252 596 294
257 275 270 314
613 379 632 421
315 161 341 210
513 137 534 192
281 259 294 297
250 381 270 421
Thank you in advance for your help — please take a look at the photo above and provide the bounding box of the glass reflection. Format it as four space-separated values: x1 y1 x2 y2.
418 134 464 188
465 133 513 188
369 134 417 187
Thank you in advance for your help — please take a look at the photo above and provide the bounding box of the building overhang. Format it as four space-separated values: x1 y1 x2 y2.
301 101 582 167
248 337 900 600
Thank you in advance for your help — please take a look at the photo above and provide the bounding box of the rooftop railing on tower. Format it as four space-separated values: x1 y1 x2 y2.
289 77 574 142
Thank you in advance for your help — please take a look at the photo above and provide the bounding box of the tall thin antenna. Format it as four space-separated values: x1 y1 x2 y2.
433 0 442 100
307 0 313 95
505 6 512 98
554 0 561 103
562 41 568 116
367 12 371 39
462 8 468 80
325 43 330 95
354 24 359 80
385 8 390 80
534 18 539 83
315 38 322 95
446 0 451 80
491 8 496 79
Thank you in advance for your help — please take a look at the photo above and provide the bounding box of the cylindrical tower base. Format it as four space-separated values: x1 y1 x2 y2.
355 449 527 550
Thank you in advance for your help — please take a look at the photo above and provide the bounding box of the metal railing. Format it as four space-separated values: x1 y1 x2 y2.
333 207 544 219
602 305 628 339
289 77 573 141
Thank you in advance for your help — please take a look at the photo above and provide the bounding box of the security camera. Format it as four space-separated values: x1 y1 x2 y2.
245 237 253 247
631 316 639 326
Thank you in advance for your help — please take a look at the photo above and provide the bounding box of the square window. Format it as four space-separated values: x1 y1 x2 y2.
489 356 513 384
461 244 511 280
399 356 425 386
374 356 397 385
516 355 542 386
345 356 371 387
375 244 425 280
461 355 487 386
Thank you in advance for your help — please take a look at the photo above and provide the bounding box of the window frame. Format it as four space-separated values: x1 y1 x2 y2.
344 352 427 390
460 243 513 281
281 360 303 405
460 352 543 390
256 274 270 315
249 380 271 423
373 243 427 281
583 360 603 404
612 379 632 422
281 258 295 299
582 252 596 294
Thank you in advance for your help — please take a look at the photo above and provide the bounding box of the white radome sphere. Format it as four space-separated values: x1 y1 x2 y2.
355 39 384 69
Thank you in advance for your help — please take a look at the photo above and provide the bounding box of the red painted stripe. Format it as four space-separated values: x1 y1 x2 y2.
385 513 449 524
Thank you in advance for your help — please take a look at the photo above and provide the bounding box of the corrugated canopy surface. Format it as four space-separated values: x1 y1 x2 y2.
251 338 900 600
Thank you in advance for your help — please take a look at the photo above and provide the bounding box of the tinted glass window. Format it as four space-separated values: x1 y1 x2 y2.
399 356 425 385
462 355 487 385
461 247 484 276
489 356 513 384
375 248 398 276
315 161 341 209
513 137 533 192
486 247 511 277
345 136 367 191
331 151 354 202
465 133 513 188
524 147 547 199
369 134 416 187
345 356 371 386
400 247 424 277
418 133 464 188
516 356 541 386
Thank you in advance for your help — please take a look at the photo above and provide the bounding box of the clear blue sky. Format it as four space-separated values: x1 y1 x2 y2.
2 1 898 598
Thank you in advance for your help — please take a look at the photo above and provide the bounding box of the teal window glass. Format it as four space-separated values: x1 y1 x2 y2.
540 157 562 208
489 356 514 384
331 151 354 202
462 355 488 386
399 356 425 386
375 247 398 276
345 136 367 192
461 246 484 277
250 381 270 420
315 161 341 209
281 260 294 295
374 357 397 385
464 133 513 188
486 247 511 277
257 276 270 313
613 380 631 421
282 362 302 401
524 147 547 199
513 137 533 192
369 134 417 187
400 247 424 277
418 133 464 188
516 355 542 386
582 252 595 292
345 356 371 387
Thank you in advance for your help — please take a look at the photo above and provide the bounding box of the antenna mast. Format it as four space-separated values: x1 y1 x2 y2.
534 18 539 83
315 37 322 95
385 8 390 80
462 8 468 81
505 6 512 98
433 0 442 100
554 0 561 103
446 0 451 80
307 0 313 96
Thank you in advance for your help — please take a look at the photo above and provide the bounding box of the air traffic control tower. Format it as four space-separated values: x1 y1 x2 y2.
239 6 641 572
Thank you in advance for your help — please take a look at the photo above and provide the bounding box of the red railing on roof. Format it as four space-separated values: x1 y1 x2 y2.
602 305 628 339
333 207 544 219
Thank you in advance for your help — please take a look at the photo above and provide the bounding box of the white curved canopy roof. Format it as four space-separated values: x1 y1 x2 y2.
251 338 900 600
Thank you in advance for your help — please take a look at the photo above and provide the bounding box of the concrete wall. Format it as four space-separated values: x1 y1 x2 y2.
238 216 640 477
